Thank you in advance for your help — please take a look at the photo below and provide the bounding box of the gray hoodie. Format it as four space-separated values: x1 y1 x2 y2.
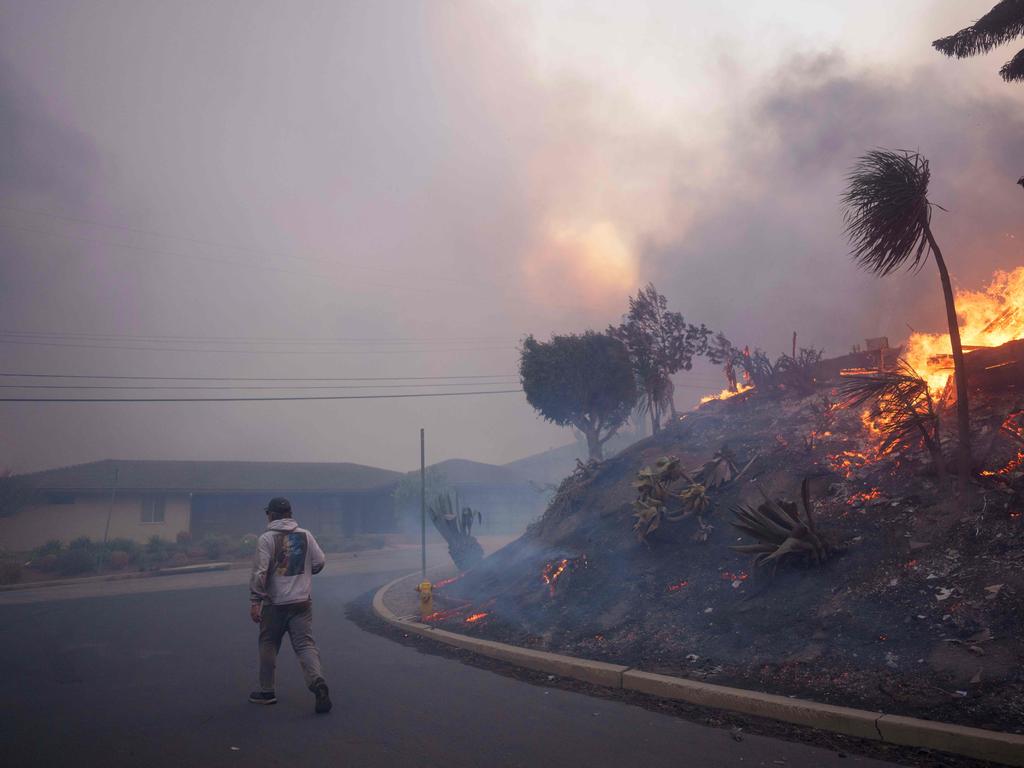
249 518 326 606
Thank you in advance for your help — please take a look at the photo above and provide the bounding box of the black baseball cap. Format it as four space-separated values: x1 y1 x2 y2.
264 497 292 516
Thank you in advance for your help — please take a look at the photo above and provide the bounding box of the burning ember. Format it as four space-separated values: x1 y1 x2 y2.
422 607 468 623
432 575 463 589
848 488 884 505
827 449 871 479
464 612 489 624
666 580 689 592
981 411 1024 478
541 555 586 597
904 266 1024 396
699 383 754 405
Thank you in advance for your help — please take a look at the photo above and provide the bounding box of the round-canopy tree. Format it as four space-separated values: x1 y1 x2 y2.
519 331 637 461
842 149 972 496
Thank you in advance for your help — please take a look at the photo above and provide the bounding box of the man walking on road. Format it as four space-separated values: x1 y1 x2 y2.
248 496 332 713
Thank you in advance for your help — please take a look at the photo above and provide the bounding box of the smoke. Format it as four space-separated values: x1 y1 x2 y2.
644 52 1024 364
0 3 1021 472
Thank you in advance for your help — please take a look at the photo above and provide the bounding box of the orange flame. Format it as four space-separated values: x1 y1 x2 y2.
700 383 754 405
905 266 1024 395
464 612 489 624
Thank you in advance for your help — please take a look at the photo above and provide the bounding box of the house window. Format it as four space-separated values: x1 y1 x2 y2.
46 492 75 505
141 497 165 523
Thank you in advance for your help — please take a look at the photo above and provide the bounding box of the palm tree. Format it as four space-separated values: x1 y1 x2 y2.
841 149 972 496
933 0 1024 82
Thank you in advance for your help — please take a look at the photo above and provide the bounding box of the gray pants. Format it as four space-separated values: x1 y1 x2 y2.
258 600 324 692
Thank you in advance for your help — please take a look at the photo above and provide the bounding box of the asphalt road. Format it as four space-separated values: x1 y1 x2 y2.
0 556 902 768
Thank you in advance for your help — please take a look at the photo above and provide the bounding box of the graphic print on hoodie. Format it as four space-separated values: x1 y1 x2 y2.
274 532 308 577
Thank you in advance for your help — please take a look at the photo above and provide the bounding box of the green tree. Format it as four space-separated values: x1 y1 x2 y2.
842 149 972 496
610 284 711 433
933 1 1024 83
520 331 637 461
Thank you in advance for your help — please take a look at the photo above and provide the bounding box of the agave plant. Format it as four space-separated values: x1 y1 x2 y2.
730 479 832 569
632 450 756 542
694 447 757 489
429 492 485 571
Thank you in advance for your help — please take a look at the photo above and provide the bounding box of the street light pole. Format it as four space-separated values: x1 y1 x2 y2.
420 427 426 581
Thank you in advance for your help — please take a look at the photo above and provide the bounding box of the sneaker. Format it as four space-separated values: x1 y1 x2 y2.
248 691 277 705
311 679 332 714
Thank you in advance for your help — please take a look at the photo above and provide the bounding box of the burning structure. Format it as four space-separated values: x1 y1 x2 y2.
426 272 1024 731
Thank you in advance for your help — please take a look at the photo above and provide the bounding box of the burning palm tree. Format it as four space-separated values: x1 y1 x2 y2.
933 1 1024 83
842 149 972 497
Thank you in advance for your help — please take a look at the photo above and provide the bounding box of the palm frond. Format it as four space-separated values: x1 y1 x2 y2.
837 361 944 465
1000 46 1024 80
842 150 933 276
933 1 1024 58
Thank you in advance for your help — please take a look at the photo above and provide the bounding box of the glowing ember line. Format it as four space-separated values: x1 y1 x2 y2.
667 580 689 592
700 383 753 405
432 575 463 589
464 612 489 624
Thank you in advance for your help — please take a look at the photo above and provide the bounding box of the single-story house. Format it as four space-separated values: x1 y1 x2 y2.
2 459 404 551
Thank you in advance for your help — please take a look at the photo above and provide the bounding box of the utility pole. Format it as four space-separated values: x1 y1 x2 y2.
420 427 426 580
103 465 119 544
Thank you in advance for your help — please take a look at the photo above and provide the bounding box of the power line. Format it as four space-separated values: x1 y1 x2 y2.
0 389 523 403
0 371 518 382
0 381 518 391
0 337 517 356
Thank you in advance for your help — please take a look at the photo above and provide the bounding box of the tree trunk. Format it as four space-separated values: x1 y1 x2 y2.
584 427 604 461
649 400 660 435
924 225 972 500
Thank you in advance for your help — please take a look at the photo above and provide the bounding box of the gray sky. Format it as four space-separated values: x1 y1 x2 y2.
0 1 1021 473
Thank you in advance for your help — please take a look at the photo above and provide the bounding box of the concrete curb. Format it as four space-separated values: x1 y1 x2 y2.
0 561 233 592
0 544 407 593
372 572 1024 767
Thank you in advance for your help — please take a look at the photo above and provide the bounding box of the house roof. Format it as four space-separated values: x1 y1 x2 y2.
20 459 403 493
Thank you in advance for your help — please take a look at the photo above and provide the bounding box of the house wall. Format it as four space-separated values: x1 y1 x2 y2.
0 493 191 551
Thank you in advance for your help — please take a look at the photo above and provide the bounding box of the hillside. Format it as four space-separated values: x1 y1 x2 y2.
428 351 1024 732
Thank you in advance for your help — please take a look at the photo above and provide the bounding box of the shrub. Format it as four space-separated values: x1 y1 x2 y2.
146 535 171 558
0 561 22 585
56 548 97 576
167 551 189 568
200 534 231 560
176 530 192 545
108 550 131 570
69 536 93 550
34 539 64 558
240 533 258 551
36 553 58 571
105 538 140 559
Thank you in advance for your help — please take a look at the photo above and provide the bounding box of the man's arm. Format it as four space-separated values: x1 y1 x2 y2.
249 534 273 604
308 532 326 575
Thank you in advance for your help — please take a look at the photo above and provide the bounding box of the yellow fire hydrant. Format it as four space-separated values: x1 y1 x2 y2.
415 581 433 619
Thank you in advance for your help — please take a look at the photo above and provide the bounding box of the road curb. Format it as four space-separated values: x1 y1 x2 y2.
372 572 1024 767
0 561 233 592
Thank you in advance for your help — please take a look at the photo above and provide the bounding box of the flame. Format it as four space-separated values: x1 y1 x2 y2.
541 555 586 597
905 266 1024 395
980 411 1024 477
541 558 570 597
667 580 689 592
700 383 754 405
464 612 489 624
